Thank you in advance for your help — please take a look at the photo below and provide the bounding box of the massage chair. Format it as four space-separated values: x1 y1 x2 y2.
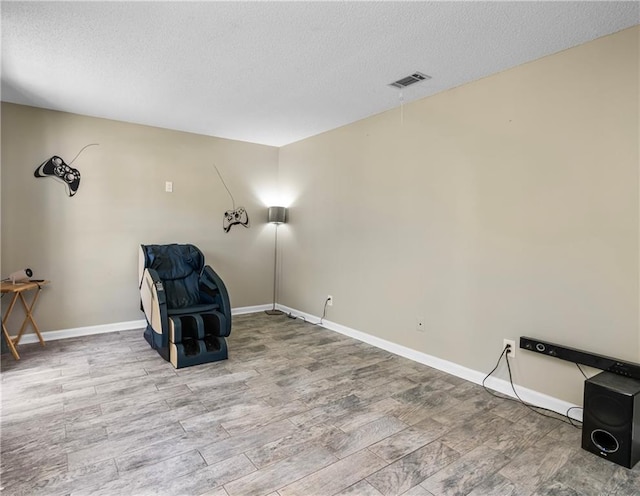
139 243 231 368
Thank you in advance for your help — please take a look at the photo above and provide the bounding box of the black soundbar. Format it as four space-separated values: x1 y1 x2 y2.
520 336 640 380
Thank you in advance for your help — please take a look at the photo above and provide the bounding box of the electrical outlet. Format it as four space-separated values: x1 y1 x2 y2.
327 295 333 306
165 181 173 193
503 339 516 358
416 318 425 332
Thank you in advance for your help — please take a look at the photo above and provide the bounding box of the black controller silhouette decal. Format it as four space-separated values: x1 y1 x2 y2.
34 144 98 197
34 156 81 197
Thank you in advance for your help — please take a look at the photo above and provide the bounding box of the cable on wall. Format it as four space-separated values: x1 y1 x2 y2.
287 296 330 326
212 163 249 232
482 344 582 428
68 143 99 165
213 164 236 210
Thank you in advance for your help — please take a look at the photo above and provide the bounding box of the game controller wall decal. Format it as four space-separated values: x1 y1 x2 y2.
34 143 99 197
213 164 250 233
223 206 249 233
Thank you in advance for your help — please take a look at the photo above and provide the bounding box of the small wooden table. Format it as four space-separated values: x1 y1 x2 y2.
1 280 49 360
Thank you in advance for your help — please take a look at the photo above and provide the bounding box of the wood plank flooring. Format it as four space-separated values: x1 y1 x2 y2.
1 313 639 495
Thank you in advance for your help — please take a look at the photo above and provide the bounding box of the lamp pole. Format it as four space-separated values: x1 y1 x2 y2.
265 206 286 315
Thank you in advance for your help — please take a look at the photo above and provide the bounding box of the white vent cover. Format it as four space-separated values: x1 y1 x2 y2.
389 72 432 89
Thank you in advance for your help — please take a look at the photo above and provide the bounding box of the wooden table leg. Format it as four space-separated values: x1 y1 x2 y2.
2 293 21 360
14 288 45 347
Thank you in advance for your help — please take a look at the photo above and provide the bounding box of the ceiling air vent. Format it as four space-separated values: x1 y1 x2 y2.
389 72 431 89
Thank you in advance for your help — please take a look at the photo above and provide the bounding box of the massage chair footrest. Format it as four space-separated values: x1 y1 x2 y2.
169 311 227 343
167 312 228 368
169 336 228 368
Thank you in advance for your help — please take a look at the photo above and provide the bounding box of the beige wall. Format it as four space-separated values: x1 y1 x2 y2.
1 104 279 331
278 26 639 405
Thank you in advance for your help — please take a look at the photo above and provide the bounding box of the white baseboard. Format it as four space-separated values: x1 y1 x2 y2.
17 319 147 344
16 304 272 345
232 304 272 315
277 304 583 422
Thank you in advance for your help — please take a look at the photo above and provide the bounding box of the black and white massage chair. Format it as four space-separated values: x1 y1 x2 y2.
139 244 232 368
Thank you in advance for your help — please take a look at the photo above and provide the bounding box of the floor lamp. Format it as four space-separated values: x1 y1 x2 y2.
265 206 287 315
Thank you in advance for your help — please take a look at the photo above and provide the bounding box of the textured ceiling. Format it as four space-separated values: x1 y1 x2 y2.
2 1 638 147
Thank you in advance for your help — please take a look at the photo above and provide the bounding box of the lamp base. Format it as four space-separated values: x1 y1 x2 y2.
265 309 285 316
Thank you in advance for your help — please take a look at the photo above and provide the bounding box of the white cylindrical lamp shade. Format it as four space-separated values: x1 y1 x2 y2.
268 206 287 224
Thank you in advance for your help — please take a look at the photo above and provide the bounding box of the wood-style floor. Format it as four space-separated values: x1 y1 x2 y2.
1 313 638 496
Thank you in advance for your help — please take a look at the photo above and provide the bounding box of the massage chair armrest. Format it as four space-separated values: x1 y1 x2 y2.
200 265 232 337
140 268 169 345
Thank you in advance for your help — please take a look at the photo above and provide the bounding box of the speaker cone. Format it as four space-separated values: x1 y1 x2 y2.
591 429 619 453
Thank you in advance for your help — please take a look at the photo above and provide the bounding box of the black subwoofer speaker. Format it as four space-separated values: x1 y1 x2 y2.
582 371 640 468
